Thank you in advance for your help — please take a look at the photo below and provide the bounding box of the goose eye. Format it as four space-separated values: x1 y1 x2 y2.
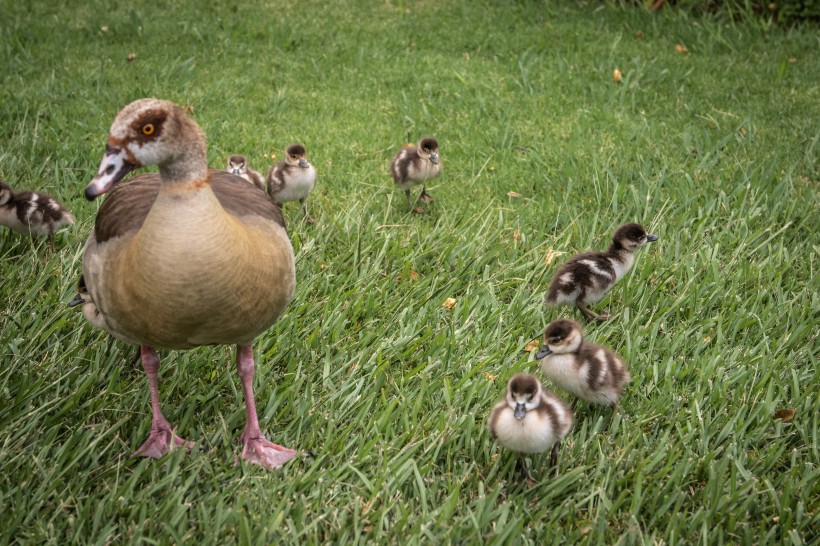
550 337 561 344
142 123 155 136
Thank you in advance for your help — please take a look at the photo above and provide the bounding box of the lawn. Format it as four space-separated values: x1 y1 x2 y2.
0 0 818 544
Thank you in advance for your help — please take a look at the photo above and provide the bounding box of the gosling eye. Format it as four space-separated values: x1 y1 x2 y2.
550 337 562 344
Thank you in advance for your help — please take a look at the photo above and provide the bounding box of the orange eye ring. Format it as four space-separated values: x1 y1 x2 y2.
142 123 155 136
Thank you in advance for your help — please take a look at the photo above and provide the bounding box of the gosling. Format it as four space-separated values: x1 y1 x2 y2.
226 155 265 191
267 144 317 221
390 138 441 212
545 223 658 321
488 373 573 480
535 319 630 409
0 180 75 251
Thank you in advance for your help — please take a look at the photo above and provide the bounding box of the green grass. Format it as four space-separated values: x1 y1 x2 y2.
1 0 818 544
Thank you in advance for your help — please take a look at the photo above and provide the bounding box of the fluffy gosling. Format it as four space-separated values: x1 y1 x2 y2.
226 155 265 191
390 138 441 212
488 373 573 481
0 180 75 251
267 144 317 221
545 223 658 321
535 319 630 409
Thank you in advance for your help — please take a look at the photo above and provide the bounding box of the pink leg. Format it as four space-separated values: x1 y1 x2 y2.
237 345 297 469
133 346 193 458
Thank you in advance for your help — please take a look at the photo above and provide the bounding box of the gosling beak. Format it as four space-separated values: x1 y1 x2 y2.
535 345 552 359
85 144 136 200
647 233 659 242
298 159 309 168
514 403 527 420
429 153 439 165
68 294 84 308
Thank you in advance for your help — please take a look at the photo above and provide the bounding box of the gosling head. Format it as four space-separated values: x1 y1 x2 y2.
612 223 659 253
417 138 439 165
535 319 584 359
506 373 543 420
227 155 249 176
284 144 309 168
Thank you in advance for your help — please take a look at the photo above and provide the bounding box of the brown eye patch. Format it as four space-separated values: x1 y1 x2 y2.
131 109 167 142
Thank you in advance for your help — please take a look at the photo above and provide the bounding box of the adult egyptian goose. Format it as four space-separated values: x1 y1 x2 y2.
535 319 630 409
0 180 75 250
267 144 317 221
83 98 297 469
488 373 573 480
390 138 441 212
545 223 658 321
225 155 265 191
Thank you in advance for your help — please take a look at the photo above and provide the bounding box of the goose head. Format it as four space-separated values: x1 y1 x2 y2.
612 223 658 253
417 138 439 165
505 374 543 420
227 155 249 176
536 319 583 359
284 144 309 169
85 98 207 200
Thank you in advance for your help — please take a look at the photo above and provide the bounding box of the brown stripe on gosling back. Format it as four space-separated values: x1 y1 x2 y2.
539 393 562 425
95 170 285 243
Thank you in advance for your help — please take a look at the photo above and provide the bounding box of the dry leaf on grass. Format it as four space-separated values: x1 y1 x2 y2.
395 270 419 282
442 297 457 309
512 228 521 241
613 68 622 83
524 339 541 352
676 43 688 54
126 53 137 62
483 371 497 382
544 248 564 266
773 409 795 422
506 191 522 198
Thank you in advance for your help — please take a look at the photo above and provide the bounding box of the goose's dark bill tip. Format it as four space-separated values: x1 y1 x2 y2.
535 346 552 359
